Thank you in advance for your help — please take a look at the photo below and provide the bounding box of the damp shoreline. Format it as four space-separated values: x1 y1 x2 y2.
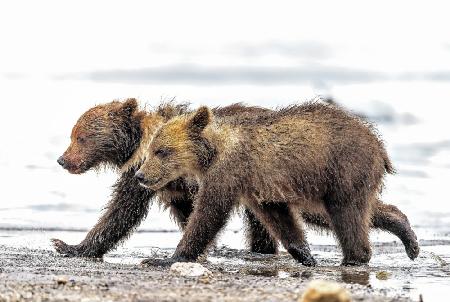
1 230 449 301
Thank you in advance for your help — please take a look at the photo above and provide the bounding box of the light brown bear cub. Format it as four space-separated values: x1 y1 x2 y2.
137 102 411 266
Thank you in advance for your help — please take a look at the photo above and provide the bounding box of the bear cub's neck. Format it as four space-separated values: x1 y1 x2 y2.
112 111 146 168
193 121 241 173
120 112 166 172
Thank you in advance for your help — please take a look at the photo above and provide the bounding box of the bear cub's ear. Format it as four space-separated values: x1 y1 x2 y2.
188 106 212 134
109 98 138 118
121 98 138 115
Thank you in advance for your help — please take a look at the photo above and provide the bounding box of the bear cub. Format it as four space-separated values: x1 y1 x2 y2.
137 103 418 266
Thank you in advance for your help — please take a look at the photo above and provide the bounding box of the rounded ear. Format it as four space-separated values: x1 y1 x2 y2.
122 98 138 115
108 98 138 118
188 106 212 134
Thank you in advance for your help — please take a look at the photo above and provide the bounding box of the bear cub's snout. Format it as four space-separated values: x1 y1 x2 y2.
57 156 66 168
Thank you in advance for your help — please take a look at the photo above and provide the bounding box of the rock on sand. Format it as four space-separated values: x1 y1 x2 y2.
300 280 351 302
170 262 212 278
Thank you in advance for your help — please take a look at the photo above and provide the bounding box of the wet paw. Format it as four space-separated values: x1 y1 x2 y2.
301 256 317 267
251 244 278 255
341 249 371 266
51 238 80 257
287 245 317 267
406 242 420 260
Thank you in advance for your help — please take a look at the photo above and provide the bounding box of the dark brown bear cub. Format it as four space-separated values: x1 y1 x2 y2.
53 99 279 258
137 103 418 266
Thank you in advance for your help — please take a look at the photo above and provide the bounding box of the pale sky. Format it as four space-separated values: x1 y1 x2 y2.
1 0 449 83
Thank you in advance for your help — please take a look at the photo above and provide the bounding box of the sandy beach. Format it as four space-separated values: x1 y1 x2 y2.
1 231 448 302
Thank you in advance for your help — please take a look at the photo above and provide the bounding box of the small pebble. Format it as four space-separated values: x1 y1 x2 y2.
55 276 68 286
170 262 212 278
375 271 391 280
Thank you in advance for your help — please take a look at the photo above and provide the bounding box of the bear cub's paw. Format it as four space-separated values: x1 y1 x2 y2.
51 238 82 257
405 241 420 260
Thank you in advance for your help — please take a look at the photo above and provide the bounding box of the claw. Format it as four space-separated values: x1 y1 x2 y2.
303 256 317 267
287 245 317 267
406 243 420 260
51 238 66 251
51 238 78 256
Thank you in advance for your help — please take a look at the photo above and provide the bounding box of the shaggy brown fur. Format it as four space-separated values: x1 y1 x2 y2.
138 103 419 266
53 99 418 261
53 99 279 257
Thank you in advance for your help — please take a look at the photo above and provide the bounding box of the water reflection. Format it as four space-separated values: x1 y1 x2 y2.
240 267 279 277
341 269 370 286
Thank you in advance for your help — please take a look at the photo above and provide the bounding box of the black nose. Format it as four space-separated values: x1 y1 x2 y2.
57 156 65 167
135 171 146 182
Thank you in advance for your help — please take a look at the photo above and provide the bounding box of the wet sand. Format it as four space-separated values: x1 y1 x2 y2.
1 233 448 302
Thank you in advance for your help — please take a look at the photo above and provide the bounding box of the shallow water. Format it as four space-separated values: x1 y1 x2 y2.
102 240 450 301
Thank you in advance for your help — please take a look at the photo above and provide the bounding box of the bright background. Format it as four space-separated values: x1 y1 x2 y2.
0 0 449 247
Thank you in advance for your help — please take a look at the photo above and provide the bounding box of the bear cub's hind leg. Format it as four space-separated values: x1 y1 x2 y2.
244 209 279 254
324 198 372 266
372 202 420 260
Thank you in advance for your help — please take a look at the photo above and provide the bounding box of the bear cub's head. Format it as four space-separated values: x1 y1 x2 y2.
57 99 140 174
136 106 215 189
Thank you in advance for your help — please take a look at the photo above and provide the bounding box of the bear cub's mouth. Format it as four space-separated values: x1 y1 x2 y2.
65 162 90 174
138 177 162 189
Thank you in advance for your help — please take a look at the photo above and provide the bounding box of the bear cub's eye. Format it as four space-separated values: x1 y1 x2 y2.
154 148 171 158
77 135 93 144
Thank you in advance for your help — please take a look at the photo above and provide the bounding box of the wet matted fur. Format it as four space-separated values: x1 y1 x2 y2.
54 99 418 262
53 99 279 257
138 102 419 266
